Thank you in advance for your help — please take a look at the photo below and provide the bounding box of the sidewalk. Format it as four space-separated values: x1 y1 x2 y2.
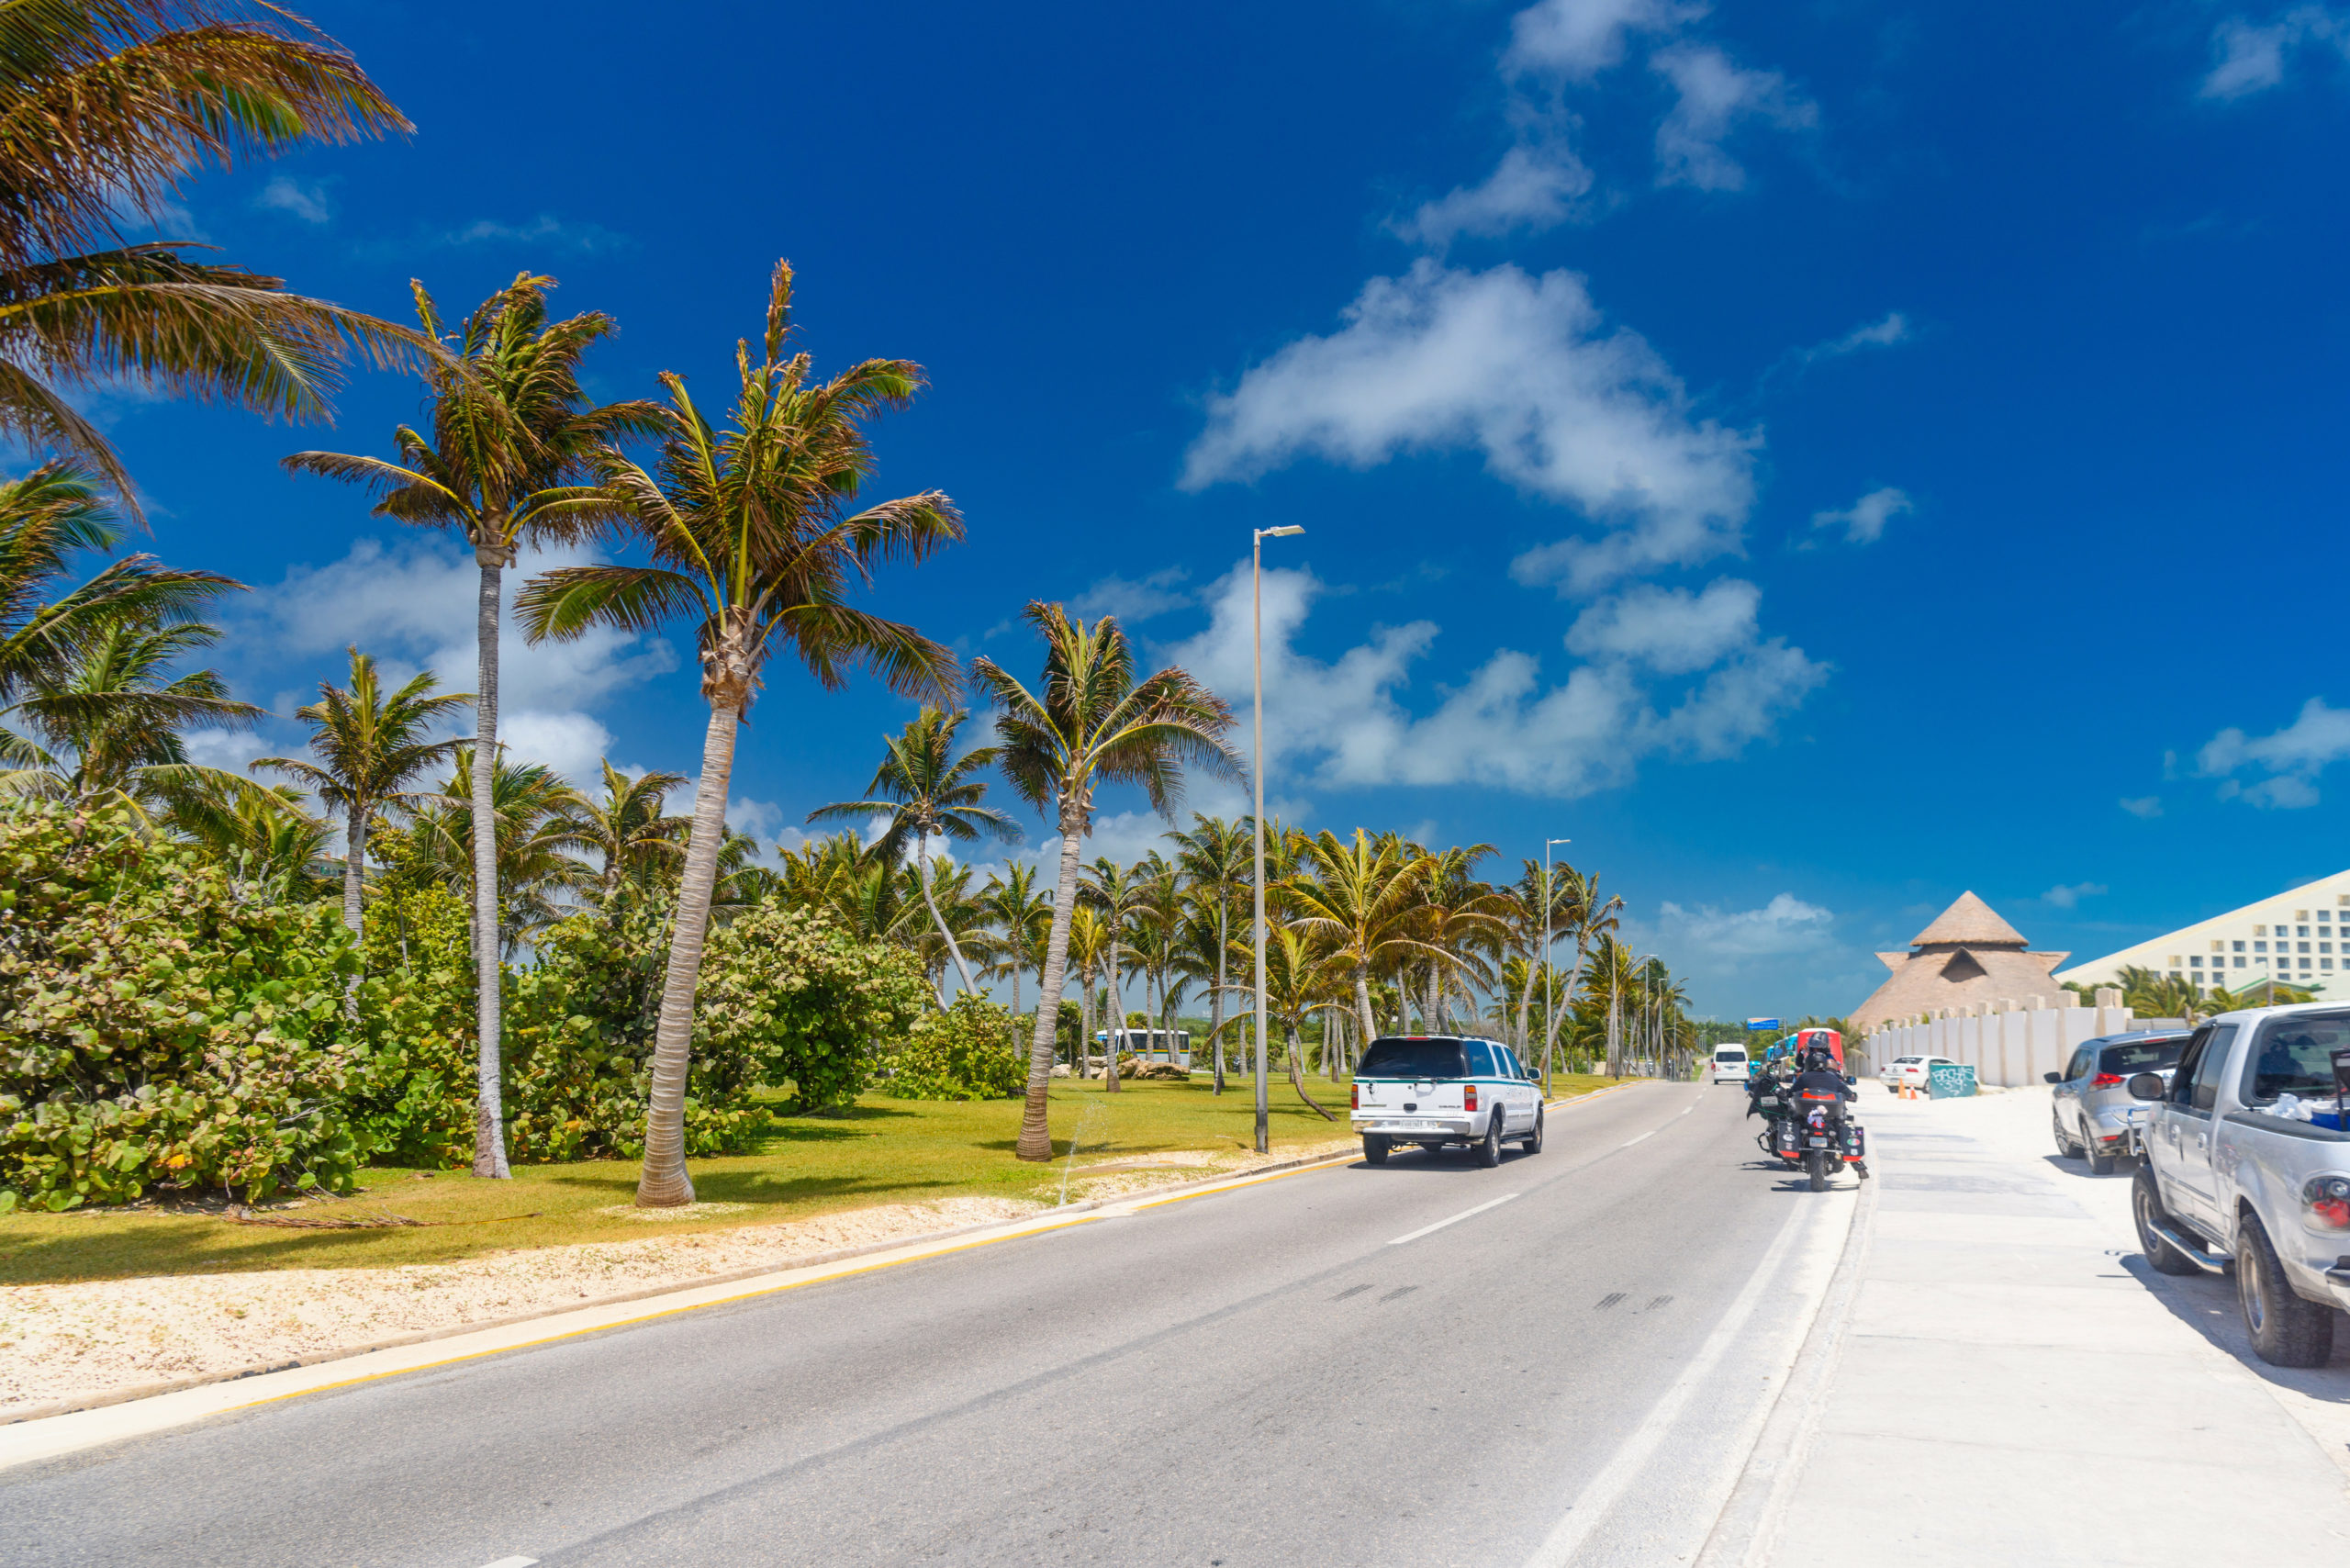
1765 1081 2350 1564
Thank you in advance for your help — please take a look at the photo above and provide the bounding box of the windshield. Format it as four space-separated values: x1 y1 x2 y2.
2100 1039 2185 1076
1358 1039 1469 1080
1715 1049 1747 1062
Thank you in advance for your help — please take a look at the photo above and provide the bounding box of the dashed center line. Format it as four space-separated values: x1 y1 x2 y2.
1386 1193 1519 1246
1620 1129 1656 1148
478 1558 538 1568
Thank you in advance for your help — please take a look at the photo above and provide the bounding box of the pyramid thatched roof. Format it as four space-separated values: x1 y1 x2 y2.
1849 892 2071 1033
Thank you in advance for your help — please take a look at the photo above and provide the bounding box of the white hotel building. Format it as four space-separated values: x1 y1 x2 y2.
2053 869 2350 996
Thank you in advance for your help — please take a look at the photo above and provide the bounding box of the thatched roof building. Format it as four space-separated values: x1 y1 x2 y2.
1848 891 2071 1033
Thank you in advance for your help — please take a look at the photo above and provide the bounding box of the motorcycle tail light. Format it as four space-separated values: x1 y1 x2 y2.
2092 1073 2123 1088
1464 1085 1478 1113
2304 1176 2350 1231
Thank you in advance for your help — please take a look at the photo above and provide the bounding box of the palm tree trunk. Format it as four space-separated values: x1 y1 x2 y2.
1104 936 1123 1092
1016 801 1084 1161
1212 904 1228 1094
915 828 978 994
1285 1023 1337 1120
471 555 511 1181
1543 943 1589 1092
340 798 365 1016
635 693 741 1206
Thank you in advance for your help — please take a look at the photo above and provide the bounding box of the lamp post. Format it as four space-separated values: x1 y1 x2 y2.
1252 524 1304 1155
1540 836 1571 1092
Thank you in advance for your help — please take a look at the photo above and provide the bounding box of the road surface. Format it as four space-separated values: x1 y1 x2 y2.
3 1081 1855 1568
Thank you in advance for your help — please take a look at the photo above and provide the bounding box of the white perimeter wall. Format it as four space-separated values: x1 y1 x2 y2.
1856 998 2138 1089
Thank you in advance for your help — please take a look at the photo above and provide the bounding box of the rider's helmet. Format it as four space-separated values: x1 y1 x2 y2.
1803 1045 1835 1072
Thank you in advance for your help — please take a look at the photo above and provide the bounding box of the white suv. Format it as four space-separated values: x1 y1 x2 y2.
1711 1047 1751 1084
1352 1036 1544 1167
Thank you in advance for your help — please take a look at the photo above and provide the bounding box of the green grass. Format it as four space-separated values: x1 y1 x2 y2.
0 1071 1620 1286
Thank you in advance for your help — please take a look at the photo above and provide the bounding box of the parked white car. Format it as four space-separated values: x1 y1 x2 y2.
1711 1047 1751 1084
1352 1036 1544 1168
1883 1055 1957 1091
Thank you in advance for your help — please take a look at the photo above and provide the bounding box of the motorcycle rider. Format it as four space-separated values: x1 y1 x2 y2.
1788 1045 1870 1180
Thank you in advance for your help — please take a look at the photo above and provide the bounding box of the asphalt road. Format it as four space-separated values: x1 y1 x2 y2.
3 1081 1857 1568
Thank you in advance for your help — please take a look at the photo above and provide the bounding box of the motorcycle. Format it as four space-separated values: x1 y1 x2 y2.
1755 1078 1869 1190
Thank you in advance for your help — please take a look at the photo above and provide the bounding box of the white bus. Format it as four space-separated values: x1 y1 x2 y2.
1094 1027 1193 1069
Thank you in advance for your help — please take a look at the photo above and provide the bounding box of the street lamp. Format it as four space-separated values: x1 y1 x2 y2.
1540 837 1571 1092
1252 524 1304 1155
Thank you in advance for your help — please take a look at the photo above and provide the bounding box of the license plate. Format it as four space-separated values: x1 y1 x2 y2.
1382 1120 1432 1129
1807 1137 1829 1148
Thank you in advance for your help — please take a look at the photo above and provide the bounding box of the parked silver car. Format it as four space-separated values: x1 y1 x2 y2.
2046 1030 2188 1173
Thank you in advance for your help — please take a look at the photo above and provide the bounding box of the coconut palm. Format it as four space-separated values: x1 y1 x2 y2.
0 1 422 511
560 759 689 902
975 862 1052 1016
518 260 962 1207
402 749 592 951
285 274 656 1181
809 707 1016 996
1168 813 1251 1093
1284 826 1442 1054
1 608 261 812
1080 855 1156 1092
1548 873 1623 1086
257 646 470 944
968 603 1240 1161
169 778 337 902
1256 923 1342 1120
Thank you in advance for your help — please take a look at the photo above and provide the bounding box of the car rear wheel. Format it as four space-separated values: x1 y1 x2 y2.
2082 1126 2116 1176
1475 1114 1504 1168
2132 1164 2202 1276
2238 1213 2334 1368
1362 1134 1391 1166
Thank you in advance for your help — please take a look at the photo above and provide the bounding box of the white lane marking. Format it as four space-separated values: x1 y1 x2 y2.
1386 1193 1519 1246
1522 1197 1807 1568
478 1559 538 1568
1619 1129 1656 1148
1681 1099 1698 1117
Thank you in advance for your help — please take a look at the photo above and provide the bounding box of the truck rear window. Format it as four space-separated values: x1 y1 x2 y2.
1358 1039 1469 1079
2243 1016 2350 1104
2101 1040 2184 1075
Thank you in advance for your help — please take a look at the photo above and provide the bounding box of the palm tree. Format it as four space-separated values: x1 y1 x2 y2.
809 707 1017 996
561 759 689 902
405 748 593 954
1 610 260 809
170 778 337 902
1081 855 1155 1092
975 862 1053 1016
285 274 655 1182
1411 843 1509 1033
518 260 962 1207
1257 924 1341 1121
1284 827 1442 1055
1168 813 1251 1093
968 603 1240 1162
0 1 422 511
257 646 470 944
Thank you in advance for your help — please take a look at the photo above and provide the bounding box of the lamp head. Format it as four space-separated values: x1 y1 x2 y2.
1266 525 1305 537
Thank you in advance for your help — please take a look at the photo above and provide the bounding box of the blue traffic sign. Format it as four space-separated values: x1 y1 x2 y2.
1745 1017 1780 1030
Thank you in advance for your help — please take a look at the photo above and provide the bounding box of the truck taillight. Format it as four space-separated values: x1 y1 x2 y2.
2091 1073 2123 1088
1463 1085 1478 1113
1350 1083 1359 1110
2305 1176 2350 1231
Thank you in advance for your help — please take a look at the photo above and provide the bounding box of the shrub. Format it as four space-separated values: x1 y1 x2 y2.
0 802 366 1211
885 994 1025 1101
351 884 478 1169
697 903 930 1112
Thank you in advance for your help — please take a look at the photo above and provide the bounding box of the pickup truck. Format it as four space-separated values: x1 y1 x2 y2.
2128 1002 2350 1367
1350 1035 1544 1168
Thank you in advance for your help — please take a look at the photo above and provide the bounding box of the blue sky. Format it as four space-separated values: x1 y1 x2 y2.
84 0 2350 1019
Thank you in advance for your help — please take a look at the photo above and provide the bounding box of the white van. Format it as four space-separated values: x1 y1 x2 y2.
1711 1047 1751 1084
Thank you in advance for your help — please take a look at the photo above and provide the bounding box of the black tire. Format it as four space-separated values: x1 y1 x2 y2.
1806 1149 1826 1192
2133 1164 2202 1276
2238 1213 2335 1368
2083 1127 2116 1176
2053 1111 2080 1158
1363 1135 1391 1166
1523 1108 1545 1156
1475 1114 1504 1168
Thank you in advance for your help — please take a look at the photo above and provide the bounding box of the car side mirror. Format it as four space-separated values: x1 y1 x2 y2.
2042 1071 2060 1084
2126 1072 2165 1101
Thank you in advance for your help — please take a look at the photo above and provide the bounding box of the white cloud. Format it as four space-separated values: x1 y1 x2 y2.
443 214 630 252
1505 0 1702 80
1395 143 1595 247
1651 43 1818 192
254 175 332 224
1802 311 1910 362
501 711 614 782
2042 881 2108 909
1810 486 1913 545
2200 8 2349 100
1184 260 1757 595
1626 892 1836 963
1158 561 1822 799
1072 566 1192 623
2198 697 2350 809
2120 795 2164 819
1563 578 1758 674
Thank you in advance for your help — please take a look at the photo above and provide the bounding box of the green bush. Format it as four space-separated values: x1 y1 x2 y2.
697 902 930 1112
351 883 479 1168
0 802 366 1212
885 994 1026 1101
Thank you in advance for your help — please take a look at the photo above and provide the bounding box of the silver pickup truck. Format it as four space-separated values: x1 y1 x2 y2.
2128 1002 2350 1367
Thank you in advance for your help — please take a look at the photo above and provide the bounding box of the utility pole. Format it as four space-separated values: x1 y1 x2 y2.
1252 524 1304 1155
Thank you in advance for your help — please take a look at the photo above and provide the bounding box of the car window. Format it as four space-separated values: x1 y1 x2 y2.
2101 1039 2184 1076
1358 1038 1468 1079
1496 1046 1523 1079
2065 1048 2092 1081
1465 1040 1498 1076
2189 1025 2239 1111
2241 1015 2350 1106
1715 1048 1747 1062
2169 1030 2208 1105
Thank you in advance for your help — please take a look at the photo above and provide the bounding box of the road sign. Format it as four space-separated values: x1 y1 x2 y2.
1745 1017 1780 1030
